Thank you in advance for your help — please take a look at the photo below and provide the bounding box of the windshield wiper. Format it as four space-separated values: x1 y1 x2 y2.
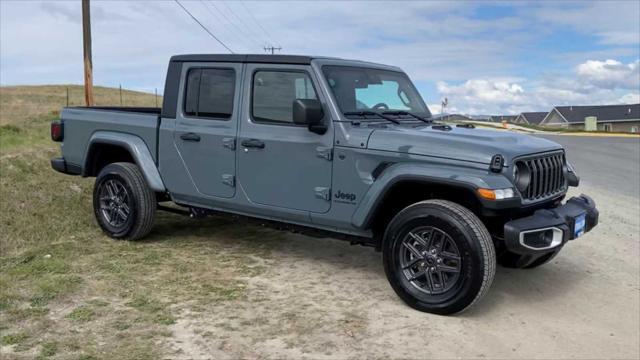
343 111 400 124
382 111 432 124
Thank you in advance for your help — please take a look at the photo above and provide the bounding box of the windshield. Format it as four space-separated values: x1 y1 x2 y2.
322 65 430 117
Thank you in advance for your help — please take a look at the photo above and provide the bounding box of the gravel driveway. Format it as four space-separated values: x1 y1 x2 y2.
168 135 640 359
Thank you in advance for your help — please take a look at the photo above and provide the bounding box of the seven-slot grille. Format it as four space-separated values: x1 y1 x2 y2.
516 152 566 201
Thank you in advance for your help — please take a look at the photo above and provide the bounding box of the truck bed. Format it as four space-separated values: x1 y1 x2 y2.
60 106 161 171
66 106 161 114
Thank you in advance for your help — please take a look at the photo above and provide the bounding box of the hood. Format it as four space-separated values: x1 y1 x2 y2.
367 126 563 165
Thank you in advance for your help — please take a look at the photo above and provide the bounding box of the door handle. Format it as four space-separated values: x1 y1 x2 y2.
180 132 201 142
241 139 265 149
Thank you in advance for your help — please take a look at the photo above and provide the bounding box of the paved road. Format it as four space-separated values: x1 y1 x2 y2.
535 135 640 198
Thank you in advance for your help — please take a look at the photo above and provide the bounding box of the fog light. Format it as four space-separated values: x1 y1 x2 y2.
519 227 563 250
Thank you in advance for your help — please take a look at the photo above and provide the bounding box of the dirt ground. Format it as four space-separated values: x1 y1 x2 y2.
163 184 639 359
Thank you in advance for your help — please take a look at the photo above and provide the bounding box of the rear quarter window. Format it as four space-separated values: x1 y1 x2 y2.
183 68 235 119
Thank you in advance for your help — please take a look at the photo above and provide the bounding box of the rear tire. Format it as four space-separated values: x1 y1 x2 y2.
93 162 156 240
383 200 495 315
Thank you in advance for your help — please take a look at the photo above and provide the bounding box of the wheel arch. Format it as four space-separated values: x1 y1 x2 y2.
83 131 166 192
351 162 514 237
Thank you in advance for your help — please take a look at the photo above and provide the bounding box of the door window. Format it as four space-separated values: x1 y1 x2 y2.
252 71 317 124
184 68 235 119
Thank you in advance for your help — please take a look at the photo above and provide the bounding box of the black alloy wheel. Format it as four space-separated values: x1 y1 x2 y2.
93 162 156 240
97 178 132 229
399 227 462 295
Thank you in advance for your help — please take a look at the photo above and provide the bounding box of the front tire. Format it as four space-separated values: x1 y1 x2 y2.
93 162 156 240
383 200 495 315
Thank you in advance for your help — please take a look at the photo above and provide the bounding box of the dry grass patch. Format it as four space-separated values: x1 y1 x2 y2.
0 85 160 126
0 87 282 357
0 148 282 358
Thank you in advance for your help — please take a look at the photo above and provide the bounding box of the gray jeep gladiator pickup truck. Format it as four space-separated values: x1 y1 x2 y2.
51 54 599 315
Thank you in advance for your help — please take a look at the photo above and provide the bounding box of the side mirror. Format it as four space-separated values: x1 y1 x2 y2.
293 99 326 135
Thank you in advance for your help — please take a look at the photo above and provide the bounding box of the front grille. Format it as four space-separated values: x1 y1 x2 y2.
516 152 566 201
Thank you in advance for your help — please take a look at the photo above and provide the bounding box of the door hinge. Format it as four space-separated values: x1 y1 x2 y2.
316 146 333 161
222 138 236 150
314 187 331 201
222 174 235 187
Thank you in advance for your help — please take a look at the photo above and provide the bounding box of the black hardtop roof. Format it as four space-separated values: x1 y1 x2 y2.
170 54 320 65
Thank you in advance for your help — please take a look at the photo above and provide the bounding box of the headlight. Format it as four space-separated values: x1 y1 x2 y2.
477 188 515 200
566 161 575 173
514 161 531 193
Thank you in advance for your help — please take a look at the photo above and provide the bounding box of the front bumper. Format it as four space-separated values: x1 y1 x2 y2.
503 195 598 255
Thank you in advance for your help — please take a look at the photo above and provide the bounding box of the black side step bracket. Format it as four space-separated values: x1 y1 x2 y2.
157 205 191 217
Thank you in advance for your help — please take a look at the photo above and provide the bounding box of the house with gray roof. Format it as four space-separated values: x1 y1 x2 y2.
540 104 639 133
514 112 548 125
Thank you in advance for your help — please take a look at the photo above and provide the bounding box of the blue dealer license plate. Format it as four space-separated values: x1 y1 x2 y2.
574 214 586 238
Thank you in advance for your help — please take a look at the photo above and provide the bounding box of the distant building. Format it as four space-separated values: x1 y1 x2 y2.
446 114 473 122
540 104 639 133
514 112 547 125
469 115 492 122
489 115 518 123
431 114 473 122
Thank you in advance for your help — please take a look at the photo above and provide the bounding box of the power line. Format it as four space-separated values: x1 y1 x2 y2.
220 1 270 47
206 0 263 50
239 0 280 47
198 0 253 52
173 0 234 53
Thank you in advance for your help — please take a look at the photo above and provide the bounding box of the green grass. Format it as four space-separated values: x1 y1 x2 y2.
1 332 28 346
67 305 96 322
0 85 281 358
38 342 58 358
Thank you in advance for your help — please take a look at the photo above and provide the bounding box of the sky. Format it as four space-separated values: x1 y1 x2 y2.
1 0 639 115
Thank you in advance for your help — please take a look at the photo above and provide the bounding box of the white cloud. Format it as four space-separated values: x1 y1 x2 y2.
0 0 530 89
437 79 524 103
576 59 640 89
534 1 640 45
619 93 640 104
0 1 638 115
435 58 640 114
436 78 525 114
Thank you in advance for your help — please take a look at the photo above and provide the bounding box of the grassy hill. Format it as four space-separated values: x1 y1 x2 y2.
0 85 160 125
0 85 161 151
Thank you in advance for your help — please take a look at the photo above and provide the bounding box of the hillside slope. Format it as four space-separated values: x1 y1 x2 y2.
0 85 160 126
0 85 160 151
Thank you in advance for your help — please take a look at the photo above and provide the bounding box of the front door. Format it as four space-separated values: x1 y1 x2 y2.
173 63 242 198
238 64 333 213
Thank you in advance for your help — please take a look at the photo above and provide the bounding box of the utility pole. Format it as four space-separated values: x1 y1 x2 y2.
264 46 282 55
440 97 448 116
82 0 94 106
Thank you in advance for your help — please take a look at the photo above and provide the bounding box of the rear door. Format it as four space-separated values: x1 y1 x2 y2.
173 63 242 198
238 64 333 213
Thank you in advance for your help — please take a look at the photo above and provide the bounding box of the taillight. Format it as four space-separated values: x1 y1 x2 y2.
51 121 63 142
